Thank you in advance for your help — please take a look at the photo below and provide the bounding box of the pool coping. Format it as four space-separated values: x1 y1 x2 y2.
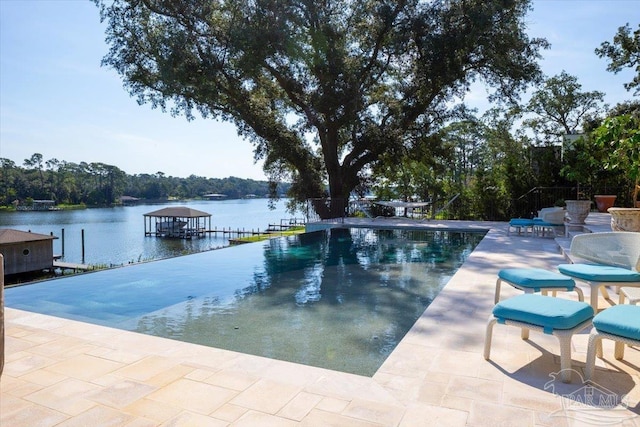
2 213 639 426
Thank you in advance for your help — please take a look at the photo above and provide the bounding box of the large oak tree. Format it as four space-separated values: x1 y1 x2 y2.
525 71 605 144
96 0 547 217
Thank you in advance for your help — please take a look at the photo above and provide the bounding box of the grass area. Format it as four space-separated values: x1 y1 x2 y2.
55 203 87 210
230 226 305 244
0 203 87 212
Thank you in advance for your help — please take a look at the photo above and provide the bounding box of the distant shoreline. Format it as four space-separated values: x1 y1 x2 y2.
0 196 285 213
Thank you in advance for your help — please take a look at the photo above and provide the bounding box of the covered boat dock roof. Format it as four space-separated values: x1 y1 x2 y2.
144 207 212 218
143 206 212 238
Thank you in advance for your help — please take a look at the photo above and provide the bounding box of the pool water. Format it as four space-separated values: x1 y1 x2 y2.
5 228 484 376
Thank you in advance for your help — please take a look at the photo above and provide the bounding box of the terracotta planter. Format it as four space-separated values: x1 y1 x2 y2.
608 207 640 232
594 195 617 212
565 200 592 224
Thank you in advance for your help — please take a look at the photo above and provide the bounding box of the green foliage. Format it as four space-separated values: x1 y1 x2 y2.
470 110 537 219
592 113 640 204
560 135 594 185
559 133 626 196
524 71 605 144
559 101 639 206
95 0 547 215
596 23 640 95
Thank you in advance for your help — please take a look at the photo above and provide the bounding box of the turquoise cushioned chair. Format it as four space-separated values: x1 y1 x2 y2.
495 268 584 303
507 218 534 236
558 232 640 311
533 207 566 237
484 294 594 383
585 304 640 381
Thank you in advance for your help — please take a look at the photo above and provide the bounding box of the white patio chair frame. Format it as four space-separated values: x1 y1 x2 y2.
533 208 566 238
507 219 534 237
585 328 640 381
619 286 640 305
566 232 640 310
484 317 592 383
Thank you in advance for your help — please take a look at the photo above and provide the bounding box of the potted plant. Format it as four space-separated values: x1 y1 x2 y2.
564 199 592 225
560 135 594 224
593 113 640 230
594 194 617 212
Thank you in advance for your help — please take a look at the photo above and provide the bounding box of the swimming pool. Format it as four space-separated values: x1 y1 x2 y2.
5 228 484 376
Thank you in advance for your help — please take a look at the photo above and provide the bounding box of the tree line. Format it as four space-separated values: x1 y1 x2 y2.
371 97 639 221
0 155 285 207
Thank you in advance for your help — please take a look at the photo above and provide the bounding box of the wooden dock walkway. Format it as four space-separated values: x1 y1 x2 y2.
53 261 92 272
204 219 305 237
204 228 264 237
145 218 306 239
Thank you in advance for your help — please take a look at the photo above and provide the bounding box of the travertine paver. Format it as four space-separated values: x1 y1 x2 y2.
211 402 249 423
1 403 69 427
468 400 535 427
123 397 183 424
47 354 124 381
399 403 469 427
24 378 100 416
230 378 302 414
276 391 324 421
146 378 237 414
53 405 134 427
1 214 639 426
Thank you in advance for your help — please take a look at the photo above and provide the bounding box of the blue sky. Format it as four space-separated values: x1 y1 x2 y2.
1 1 638 181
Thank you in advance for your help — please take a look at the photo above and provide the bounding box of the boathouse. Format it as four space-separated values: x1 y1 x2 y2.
16 200 57 211
203 193 227 200
143 207 212 238
118 195 140 206
0 229 57 275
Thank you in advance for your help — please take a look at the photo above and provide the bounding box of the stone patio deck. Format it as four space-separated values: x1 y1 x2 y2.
2 213 639 426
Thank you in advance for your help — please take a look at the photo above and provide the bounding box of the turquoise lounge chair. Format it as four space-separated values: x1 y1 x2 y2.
585 304 640 381
557 232 640 311
507 218 534 236
533 207 566 237
495 268 584 303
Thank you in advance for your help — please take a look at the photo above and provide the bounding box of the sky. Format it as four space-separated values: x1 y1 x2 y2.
0 1 638 181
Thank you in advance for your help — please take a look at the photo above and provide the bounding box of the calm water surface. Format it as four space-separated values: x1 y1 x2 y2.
0 199 295 265
5 228 484 376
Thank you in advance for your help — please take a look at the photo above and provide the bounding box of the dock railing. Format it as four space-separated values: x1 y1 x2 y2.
306 198 347 223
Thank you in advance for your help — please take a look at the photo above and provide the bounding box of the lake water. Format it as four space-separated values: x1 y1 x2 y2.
0 199 297 266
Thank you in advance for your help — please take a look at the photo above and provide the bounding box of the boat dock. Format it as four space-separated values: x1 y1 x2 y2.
53 260 93 272
205 219 305 238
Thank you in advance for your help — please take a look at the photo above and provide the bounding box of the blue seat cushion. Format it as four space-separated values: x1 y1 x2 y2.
558 264 640 283
593 305 640 341
499 268 575 291
493 294 594 332
510 219 534 226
